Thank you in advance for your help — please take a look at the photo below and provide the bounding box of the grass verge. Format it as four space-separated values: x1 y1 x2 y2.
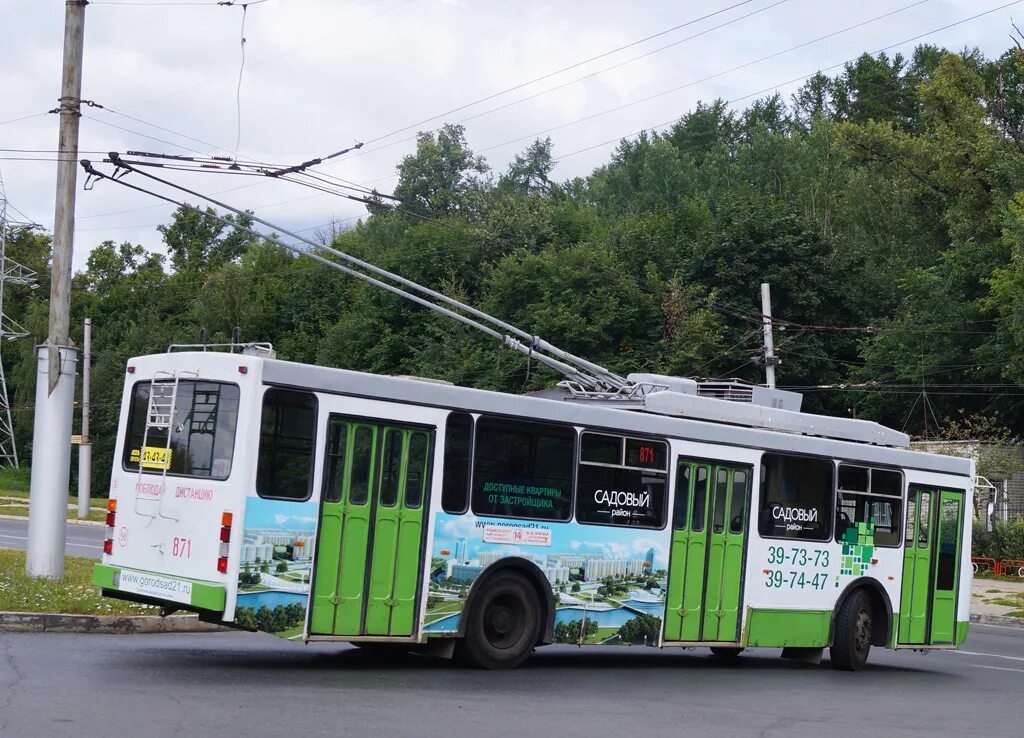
0 547 157 615
0 467 105 522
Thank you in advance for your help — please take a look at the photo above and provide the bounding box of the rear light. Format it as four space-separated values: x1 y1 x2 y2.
238 365 248 374
126 365 135 374
103 498 117 555
217 511 233 574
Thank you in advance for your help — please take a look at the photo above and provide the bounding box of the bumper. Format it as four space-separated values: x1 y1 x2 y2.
92 563 226 613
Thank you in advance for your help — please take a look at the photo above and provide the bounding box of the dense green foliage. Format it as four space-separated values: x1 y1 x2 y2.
6 43 1024 493
552 618 599 644
973 519 1024 561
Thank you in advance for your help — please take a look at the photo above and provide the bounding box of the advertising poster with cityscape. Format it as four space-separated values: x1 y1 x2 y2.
426 512 671 646
235 497 317 638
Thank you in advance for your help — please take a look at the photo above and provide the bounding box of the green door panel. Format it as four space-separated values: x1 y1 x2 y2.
898 488 932 644
665 459 749 643
898 487 965 645
929 491 963 644
364 429 405 635
311 420 432 638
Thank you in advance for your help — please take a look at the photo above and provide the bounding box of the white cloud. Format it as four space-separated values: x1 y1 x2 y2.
273 514 289 525
0 0 1015 271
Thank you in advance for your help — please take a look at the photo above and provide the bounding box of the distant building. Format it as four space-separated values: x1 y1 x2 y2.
448 563 483 584
543 564 569 585
454 537 468 564
644 547 656 570
240 543 273 565
477 551 504 567
584 558 645 581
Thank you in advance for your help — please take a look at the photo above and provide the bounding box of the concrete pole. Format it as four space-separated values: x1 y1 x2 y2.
761 282 776 389
27 0 86 578
26 347 77 578
77 318 91 519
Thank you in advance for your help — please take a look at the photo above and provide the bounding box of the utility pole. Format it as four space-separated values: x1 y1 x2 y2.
27 0 86 578
760 282 777 389
77 317 91 519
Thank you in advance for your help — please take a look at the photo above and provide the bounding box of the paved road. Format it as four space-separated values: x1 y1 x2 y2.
0 517 104 558
1 625 1022 738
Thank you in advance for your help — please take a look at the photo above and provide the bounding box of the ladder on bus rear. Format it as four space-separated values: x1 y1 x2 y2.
134 369 196 521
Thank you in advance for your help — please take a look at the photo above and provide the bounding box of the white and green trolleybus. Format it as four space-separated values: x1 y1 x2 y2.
93 346 972 670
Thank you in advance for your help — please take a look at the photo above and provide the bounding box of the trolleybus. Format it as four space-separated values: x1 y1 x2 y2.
93 346 972 670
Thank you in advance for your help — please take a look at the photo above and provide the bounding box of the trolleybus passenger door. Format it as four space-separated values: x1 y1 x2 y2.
929 490 964 644
664 459 751 643
310 418 433 637
899 487 965 644
898 487 934 644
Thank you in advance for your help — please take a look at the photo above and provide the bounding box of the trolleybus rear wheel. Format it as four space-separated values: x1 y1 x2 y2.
829 589 872 671
460 570 540 670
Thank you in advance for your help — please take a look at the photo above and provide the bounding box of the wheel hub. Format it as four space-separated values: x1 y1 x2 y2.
855 610 872 654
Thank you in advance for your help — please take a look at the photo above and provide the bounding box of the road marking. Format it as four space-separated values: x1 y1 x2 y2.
953 650 1024 663
968 664 1024 673
1 532 98 551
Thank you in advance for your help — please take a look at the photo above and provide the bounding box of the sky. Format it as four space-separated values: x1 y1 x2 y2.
1 0 1022 271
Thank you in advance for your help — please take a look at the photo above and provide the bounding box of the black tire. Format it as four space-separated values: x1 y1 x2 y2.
460 570 541 670
709 646 744 659
830 590 872 671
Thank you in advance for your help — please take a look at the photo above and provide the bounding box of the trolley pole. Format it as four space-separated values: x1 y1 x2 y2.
77 317 91 519
761 282 777 389
27 0 86 578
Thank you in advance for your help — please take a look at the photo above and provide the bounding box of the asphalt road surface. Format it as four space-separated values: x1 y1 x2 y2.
0 517 103 558
2 625 1022 738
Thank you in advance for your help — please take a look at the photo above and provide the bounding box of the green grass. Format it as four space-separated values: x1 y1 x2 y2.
0 467 105 522
0 466 30 494
986 588 1003 593
0 497 106 523
426 600 463 617
0 547 157 615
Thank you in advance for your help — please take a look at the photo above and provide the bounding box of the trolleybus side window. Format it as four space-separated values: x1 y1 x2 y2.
835 465 903 547
758 453 833 541
470 416 574 521
575 433 668 529
256 388 317 501
123 380 240 480
441 412 472 514
405 432 430 509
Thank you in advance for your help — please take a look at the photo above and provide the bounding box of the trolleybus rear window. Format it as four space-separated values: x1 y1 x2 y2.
123 380 240 480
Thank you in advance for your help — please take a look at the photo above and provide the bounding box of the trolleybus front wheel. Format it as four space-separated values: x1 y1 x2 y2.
459 570 540 670
829 589 872 671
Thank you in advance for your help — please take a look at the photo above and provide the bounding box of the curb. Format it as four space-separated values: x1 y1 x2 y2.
0 513 105 527
970 613 1024 628
0 611 230 634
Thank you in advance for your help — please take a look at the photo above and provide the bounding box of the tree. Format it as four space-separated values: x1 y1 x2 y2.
392 124 490 218
617 614 662 644
275 562 288 574
552 619 599 644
